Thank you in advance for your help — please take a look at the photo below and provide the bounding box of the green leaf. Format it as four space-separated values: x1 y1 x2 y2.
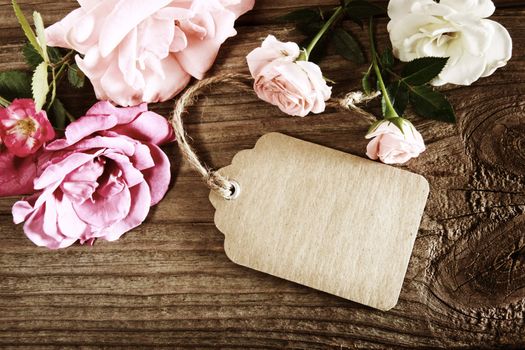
48 98 67 129
22 43 43 68
32 61 49 112
385 81 409 116
297 20 324 36
0 71 32 99
333 28 364 64
362 64 374 95
12 0 42 57
380 48 394 70
67 63 85 88
277 8 322 23
345 1 386 19
32 11 49 63
47 47 63 64
409 85 456 123
23 44 63 69
401 57 449 86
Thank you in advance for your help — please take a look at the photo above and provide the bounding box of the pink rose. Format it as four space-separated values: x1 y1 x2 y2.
246 35 332 117
0 99 55 157
0 149 38 197
366 119 426 164
45 0 255 107
12 102 174 249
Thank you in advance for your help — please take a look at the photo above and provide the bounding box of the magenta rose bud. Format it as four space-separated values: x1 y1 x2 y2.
246 35 332 117
0 99 55 158
12 102 175 249
365 118 426 165
44 0 254 107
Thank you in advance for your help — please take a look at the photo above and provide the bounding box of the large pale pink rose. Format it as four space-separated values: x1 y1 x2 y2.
12 102 174 249
366 119 426 165
247 35 332 117
45 0 255 107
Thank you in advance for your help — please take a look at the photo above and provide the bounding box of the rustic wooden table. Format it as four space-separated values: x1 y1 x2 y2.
1 0 524 348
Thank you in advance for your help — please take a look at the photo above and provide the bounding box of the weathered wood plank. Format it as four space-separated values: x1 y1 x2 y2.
0 0 524 348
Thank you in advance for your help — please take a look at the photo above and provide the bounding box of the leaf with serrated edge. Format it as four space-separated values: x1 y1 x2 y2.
32 62 49 112
402 57 448 86
23 43 63 68
22 43 43 68
12 0 42 57
33 11 49 63
409 85 455 123
67 64 85 88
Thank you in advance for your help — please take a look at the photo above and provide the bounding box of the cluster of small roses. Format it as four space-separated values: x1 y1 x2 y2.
247 0 512 165
1 0 254 249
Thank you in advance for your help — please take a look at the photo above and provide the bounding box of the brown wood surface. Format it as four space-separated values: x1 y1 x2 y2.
0 0 524 348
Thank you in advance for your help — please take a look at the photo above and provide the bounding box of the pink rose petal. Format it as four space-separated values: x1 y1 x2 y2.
142 143 172 206
45 0 254 106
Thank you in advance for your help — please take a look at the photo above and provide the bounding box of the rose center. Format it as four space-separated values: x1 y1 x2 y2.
442 31 458 39
12 117 38 136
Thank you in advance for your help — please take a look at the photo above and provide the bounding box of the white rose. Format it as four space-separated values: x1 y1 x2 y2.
387 0 512 86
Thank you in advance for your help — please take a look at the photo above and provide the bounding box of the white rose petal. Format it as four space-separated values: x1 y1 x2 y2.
387 0 512 86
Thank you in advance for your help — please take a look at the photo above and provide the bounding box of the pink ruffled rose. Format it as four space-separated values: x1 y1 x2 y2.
366 119 426 165
0 148 38 197
45 0 255 107
0 99 55 157
12 102 174 249
246 35 332 117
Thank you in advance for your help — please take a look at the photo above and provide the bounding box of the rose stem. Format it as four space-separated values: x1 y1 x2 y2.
301 6 345 60
368 17 399 119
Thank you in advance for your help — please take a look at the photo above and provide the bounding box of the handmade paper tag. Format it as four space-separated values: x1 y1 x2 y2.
209 133 429 310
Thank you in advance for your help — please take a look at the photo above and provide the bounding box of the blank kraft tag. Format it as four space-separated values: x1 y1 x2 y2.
209 133 429 310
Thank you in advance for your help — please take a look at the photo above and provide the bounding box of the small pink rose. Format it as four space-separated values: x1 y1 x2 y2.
45 0 254 107
12 102 175 249
0 99 55 158
365 119 426 165
246 35 332 117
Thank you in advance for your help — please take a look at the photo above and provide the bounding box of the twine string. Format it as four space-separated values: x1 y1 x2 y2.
170 73 381 199
170 73 253 199
328 90 381 124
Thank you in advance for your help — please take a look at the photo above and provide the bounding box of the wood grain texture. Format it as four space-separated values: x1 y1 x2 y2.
0 0 525 348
